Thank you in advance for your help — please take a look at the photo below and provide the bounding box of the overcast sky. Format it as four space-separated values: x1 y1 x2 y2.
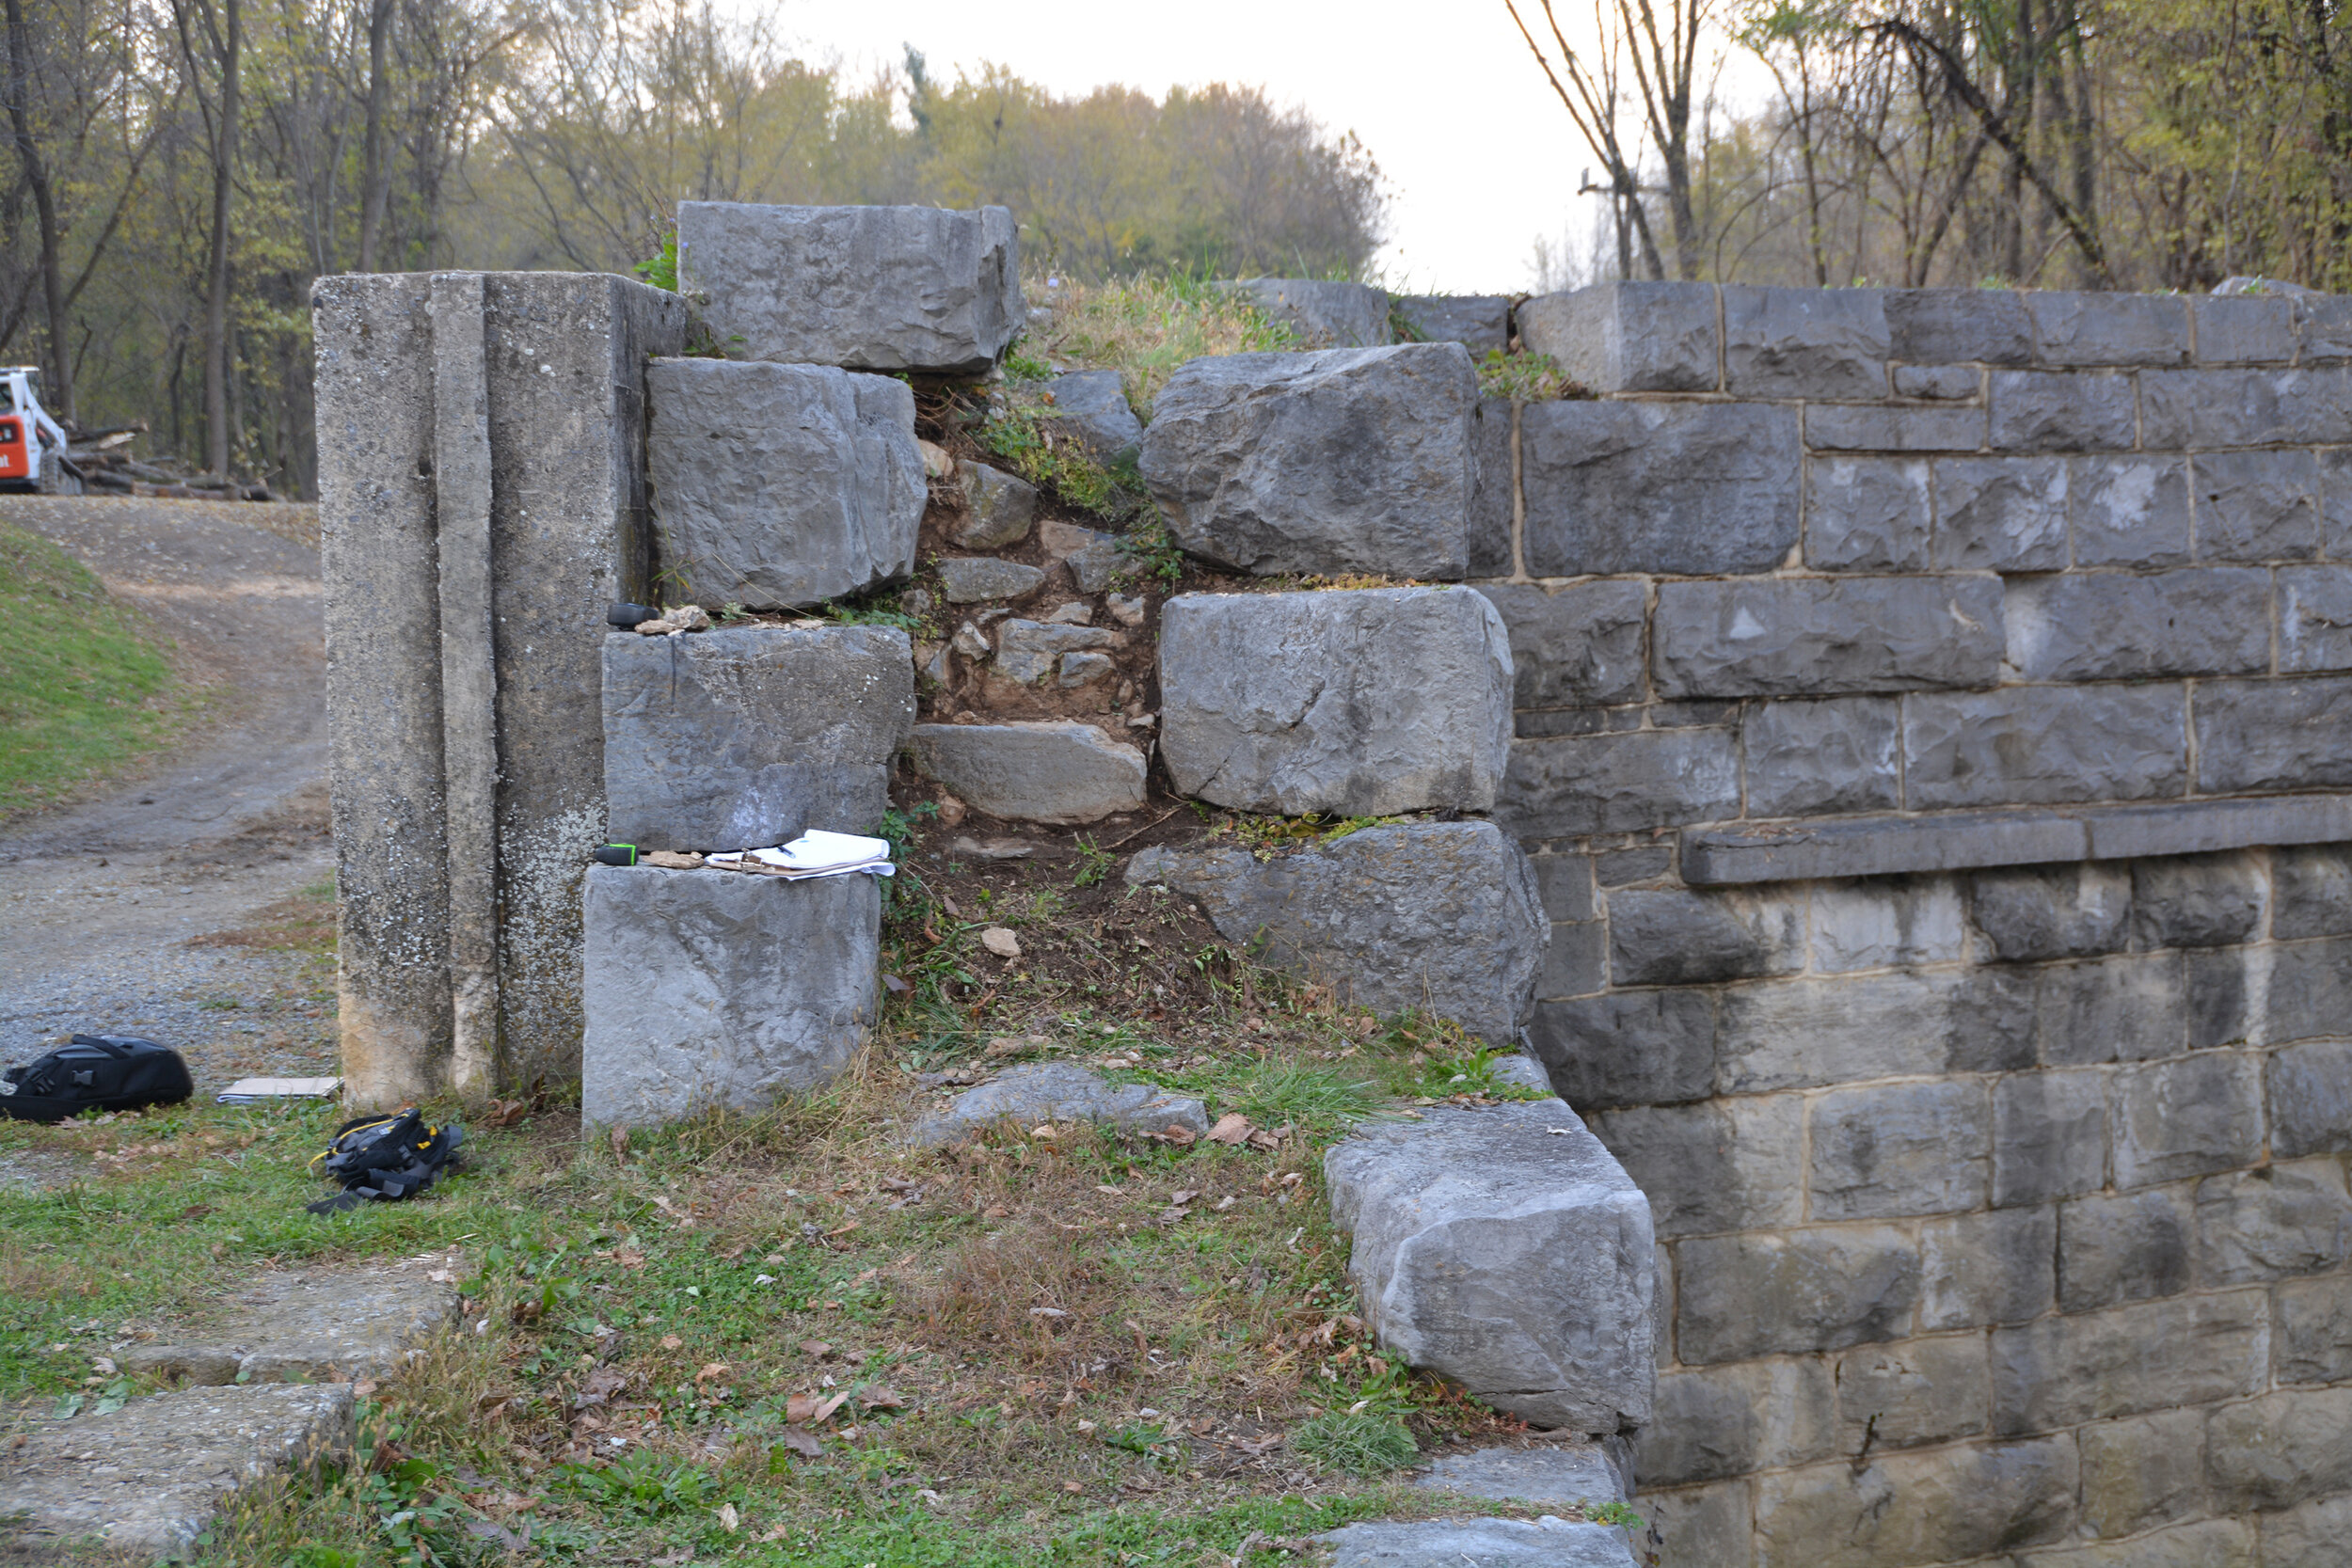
778 1 1618 293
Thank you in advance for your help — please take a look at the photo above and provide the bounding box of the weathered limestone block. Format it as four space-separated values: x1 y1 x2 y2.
1394 293 1511 356
2280 564 2352 672
2027 291 2190 366
1473 582 1647 709
2204 1386 2352 1511
2194 675 2352 793
1742 698 1902 818
2275 1272 2352 1382
2193 449 2322 561
908 721 1146 825
1519 401 1799 577
2269 1039 2352 1157
1804 403 1984 453
938 557 1045 604
1919 1208 2057 1330
1518 282 1719 392
1128 821 1547 1042
1893 363 1982 398
1722 285 1888 398
993 618 1120 684
2111 1054 2265 1188
1804 455 1931 569
1752 1439 2077 1568
2074 1407 2210 1540
1833 1337 1993 1453
122 1260 461 1386
2058 1188 2191 1311
1415 1445 1629 1512
1970 863 2132 961
2193 1157 2352 1284
1211 277 1391 347
907 1063 1208 1148
1589 1096 1804 1240
1139 343 1479 578
675 200 1021 372
1642 1358 1837 1486
1500 728 1741 839
1808 878 1966 972
1158 588 1512 816
602 626 913 854
1042 370 1142 466
1932 455 2069 570
2130 852 2264 948
1325 1102 1655 1433
1470 394 1515 577
2275 845 2352 938
2071 456 2190 565
1652 576 2004 697
1675 1226 1919 1363
580 864 879 1127
950 461 1037 549
1606 888 1804 986
1904 686 2186 807
2006 568 2271 680
1807 1080 1991 1219
1319 1518 1636 1568
1989 371 2137 451
2262 1493 2352 1568
1993 1070 2107 1208
2196 293 2296 363
1528 990 1720 1111
1883 288 2035 364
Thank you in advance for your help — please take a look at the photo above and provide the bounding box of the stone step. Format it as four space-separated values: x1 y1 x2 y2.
119 1257 462 1386
1318 1515 1637 1567
1417 1443 1632 1512
0 1382 355 1560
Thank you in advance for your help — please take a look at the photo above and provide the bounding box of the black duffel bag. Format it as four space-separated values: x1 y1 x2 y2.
0 1035 194 1122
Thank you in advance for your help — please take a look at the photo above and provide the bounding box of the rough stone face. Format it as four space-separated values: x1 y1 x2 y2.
1807 1080 1991 1219
2275 1273 2352 1383
992 618 1120 683
602 626 914 854
2193 675 2352 793
1893 362 1982 399
1042 370 1142 466
2071 456 2191 566
1904 686 2186 807
1722 285 1888 398
1640 1482 1752 1568
2137 366 2352 448
907 1063 1208 1148
1414 1445 1629 1512
1139 344 1477 578
2269 1039 2352 1157
1804 404 1985 452
580 864 879 1127
1325 1102 1655 1433
1651 576 2004 697
2194 449 2322 560
1470 396 1515 578
2279 564 2352 672
950 461 1038 549
1932 455 2069 570
1994 1289 2270 1429
2110 1053 2265 1189
1527 990 1719 1111
2260 931 2352 1041
2275 846 2352 938
2193 1158 2352 1284
1674 1226 1918 1364
1606 888 1804 986
2074 1408 2210 1540
2005 569 2271 681
1993 1069 2107 1207
2204 1386 2352 1511
645 359 922 610
1807 878 1965 971
121 1259 461 1386
1884 288 2035 364
2038 954 2189 1063
1501 729 1742 838
1213 277 1391 347
1473 582 1647 709
1318 1517 1637 1568
1833 1336 1993 1451
1742 697 1903 818
1755 1440 2077 1568
2027 291 2191 366
2257 1493 2352 1568
675 201 1021 372
2058 1187 2191 1311
939 557 1046 604
2129 852 2265 947
0 1383 355 1560
1642 1358 1837 1485
1518 282 1720 393
1394 294 1511 356
1919 1207 2057 1330
1970 863 2132 961
1805 455 1931 569
1990 371 2137 451
1133 822 1547 1042
1519 401 1799 577
2196 293 2297 363
1589 1095 1804 1240
1158 588 1512 816
907 721 1146 826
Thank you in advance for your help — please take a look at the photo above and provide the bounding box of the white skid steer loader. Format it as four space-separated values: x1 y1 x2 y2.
0 366 83 495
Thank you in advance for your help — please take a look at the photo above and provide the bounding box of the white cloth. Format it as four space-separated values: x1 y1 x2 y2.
707 829 895 879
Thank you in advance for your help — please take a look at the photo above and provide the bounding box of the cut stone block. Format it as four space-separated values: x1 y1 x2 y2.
1042 371 1142 466
1652 576 2004 697
1211 277 1391 347
1128 821 1548 1042
908 721 1147 825
1518 281 1719 392
120 1259 461 1387
1519 401 1800 577
993 618 1121 684
1883 288 2035 365
950 461 1037 549
1416 1445 1630 1512
646 358 923 610
1139 343 1479 578
675 201 1021 372
1325 1101 1656 1433
2007 568 2271 680
1722 285 1888 399
601 626 914 854
1474 582 1647 709
0 1384 354 1560
939 557 1047 604
1396 294 1512 356
907 1063 1208 1147
580 863 879 1127
1319 1517 1637 1568
1158 588 1512 816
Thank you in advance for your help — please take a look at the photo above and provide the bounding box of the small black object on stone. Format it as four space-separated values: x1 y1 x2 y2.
607 602 655 628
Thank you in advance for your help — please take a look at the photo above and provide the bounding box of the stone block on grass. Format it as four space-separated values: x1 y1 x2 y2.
907 1063 1208 1148
1139 343 1480 578
908 721 1147 825
646 358 924 610
675 200 1021 372
950 461 1037 549
602 626 914 854
1158 587 1512 816
1319 1517 1637 1568
580 864 879 1128
1325 1101 1656 1434
1043 370 1143 467
1211 277 1391 347
1395 294 1512 356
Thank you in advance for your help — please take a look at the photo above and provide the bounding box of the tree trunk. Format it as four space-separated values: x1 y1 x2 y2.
2 0 72 420
357 0 392 270
202 0 240 477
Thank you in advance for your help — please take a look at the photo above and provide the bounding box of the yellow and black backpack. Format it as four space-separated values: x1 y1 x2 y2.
307 1107 465 1214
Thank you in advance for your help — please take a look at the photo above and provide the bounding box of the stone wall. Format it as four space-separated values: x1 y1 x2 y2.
1476 281 2352 1567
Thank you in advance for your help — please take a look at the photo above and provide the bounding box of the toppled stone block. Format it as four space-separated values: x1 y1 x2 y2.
1128 821 1547 1042
1139 344 1479 578
939 557 1046 604
909 721 1147 825
1325 1102 1656 1433
602 626 914 854
1519 401 1799 577
676 201 1021 372
1319 1517 1637 1568
1043 371 1143 466
993 618 1121 684
1396 294 1512 356
1518 282 1719 392
0 1383 354 1560
120 1259 462 1387
951 462 1037 549
1212 277 1391 347
580 864 879 1127
646 359 923 610
1159 588 1512 816
907 1063 1208 1147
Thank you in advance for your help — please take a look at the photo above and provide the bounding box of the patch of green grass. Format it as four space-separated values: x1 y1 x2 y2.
0 518 196 818
1476 349 1590 403
1292 1409 1420 1477
1024 274 1300 418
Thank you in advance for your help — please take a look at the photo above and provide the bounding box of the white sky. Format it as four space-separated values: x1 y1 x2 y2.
776 0 1622 294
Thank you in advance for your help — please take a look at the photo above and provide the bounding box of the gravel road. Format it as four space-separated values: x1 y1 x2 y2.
0 498 339 1092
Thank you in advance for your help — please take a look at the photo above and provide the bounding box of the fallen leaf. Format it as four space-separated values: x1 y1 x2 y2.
1168 1190 1199 1206
484 1098 529 1129
859 1386 905 1411
660 1335 683 1351
608 1124 630 1164
352 1378 379 1400
824 1221 861 1240
1206 1113 1253 1146
774 1427 823 1458
1028 1307 1069 1319
613 1249 645 1271
717 1501 739 1533
799 1340 833 1358
1029 1123 1058 1141
1215 1196 1236 1212
695 1361 731 1384
982 1205 1010 1219
786 1392 822 1424
979 927 1022 958
817 1389 852 1423
1245 1130 1282 1152
1063 1481 1085 1495
1152 1125 1197 1148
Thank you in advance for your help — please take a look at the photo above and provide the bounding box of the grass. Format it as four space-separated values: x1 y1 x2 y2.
1019 274 1301 419
0 517 198 818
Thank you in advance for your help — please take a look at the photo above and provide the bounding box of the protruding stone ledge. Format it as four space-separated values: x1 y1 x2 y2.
1679 794 2352 885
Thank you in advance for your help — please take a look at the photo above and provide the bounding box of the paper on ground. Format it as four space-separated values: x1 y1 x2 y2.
217 1076 342 1103
708 829 895 879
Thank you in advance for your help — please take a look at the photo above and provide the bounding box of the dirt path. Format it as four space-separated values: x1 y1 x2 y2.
0 499 339 1091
